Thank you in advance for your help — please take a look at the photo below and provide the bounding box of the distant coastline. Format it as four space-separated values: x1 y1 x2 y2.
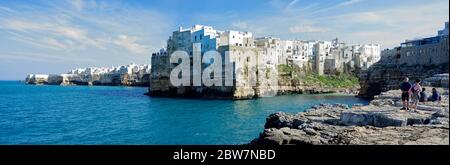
24 64 151 87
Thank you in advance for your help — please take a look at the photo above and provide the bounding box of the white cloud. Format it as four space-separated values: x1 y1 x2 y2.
319 1 449 48
113 35 148 54
311 0 365 15
231 21 249 30
289 24 329 33
222 0 448 49
2 20 50 31
42 38 68 49
68 0 85 11
5 31 65 50
285 0 299 11
340 0 364 6
1 20 104 49
0 6 16 13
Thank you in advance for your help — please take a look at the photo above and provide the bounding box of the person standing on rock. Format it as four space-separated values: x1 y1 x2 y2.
410 79 422 111
400 77 412 110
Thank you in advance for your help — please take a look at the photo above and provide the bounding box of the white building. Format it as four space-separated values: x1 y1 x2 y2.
255 37 282 67
289 41 310 67
354 44 381 70
280 40 293 65
219 30 254 47
313 41 332 75
190 25 220 53
163 25 381 76
167 25 254 55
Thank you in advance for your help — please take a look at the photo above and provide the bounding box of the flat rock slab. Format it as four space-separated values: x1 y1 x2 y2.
340 108 431 127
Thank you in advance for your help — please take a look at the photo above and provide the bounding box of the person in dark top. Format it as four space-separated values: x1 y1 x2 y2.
428 88 441 102
419 88 427 102
400 77 412 110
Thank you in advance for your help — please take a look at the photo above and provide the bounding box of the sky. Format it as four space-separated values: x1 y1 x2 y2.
0 0 448 80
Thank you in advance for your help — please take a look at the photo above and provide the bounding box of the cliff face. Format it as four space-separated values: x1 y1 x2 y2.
358 63 449 99
148 50 279 100
148 55 253 99
149 54 359 99
277 74 360 95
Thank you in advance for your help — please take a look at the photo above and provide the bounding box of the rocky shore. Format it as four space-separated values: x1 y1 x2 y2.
251 87 449 145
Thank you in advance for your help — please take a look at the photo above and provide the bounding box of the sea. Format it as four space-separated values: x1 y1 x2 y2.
0 81 369 144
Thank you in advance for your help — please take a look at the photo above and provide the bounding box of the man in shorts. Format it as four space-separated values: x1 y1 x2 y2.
400 77 412 110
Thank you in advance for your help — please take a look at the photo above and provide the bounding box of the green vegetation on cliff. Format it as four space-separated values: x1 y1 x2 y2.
277 64 359 88
277 64 295 75
302 74 359 88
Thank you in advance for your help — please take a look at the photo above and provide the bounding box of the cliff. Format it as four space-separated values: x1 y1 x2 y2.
251 87 449 145
148 48 278 100
148 53 360 100
25 64 151 87
358 62 448 99
277 72 360 95
358 35 449 99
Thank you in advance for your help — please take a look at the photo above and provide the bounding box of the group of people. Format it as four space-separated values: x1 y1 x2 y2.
400 77 441 111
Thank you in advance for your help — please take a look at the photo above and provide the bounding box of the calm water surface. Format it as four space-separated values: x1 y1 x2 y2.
0 81 369 144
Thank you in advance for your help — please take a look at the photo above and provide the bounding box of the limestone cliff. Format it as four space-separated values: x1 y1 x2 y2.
358 63 449 99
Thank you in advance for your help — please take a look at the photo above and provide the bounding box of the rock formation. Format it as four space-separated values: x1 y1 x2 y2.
358 62 448 99
251 87 449 145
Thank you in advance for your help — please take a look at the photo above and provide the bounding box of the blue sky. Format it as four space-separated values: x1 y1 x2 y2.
0 0 448 80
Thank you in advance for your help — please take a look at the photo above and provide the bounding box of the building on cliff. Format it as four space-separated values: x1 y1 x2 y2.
380 22 449 66
280 38 380 75
26 64 151 86
150 25 278 99
359 22 449 99
150 25 382 99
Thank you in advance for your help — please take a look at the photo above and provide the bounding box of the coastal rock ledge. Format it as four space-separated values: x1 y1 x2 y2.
251 88 449 145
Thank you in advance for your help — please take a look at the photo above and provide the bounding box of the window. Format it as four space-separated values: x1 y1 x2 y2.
200 35 202 40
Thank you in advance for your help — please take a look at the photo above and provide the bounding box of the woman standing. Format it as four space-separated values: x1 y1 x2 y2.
410 79 422 111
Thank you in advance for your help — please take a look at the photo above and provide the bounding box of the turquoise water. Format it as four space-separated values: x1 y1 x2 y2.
0 81 369 144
